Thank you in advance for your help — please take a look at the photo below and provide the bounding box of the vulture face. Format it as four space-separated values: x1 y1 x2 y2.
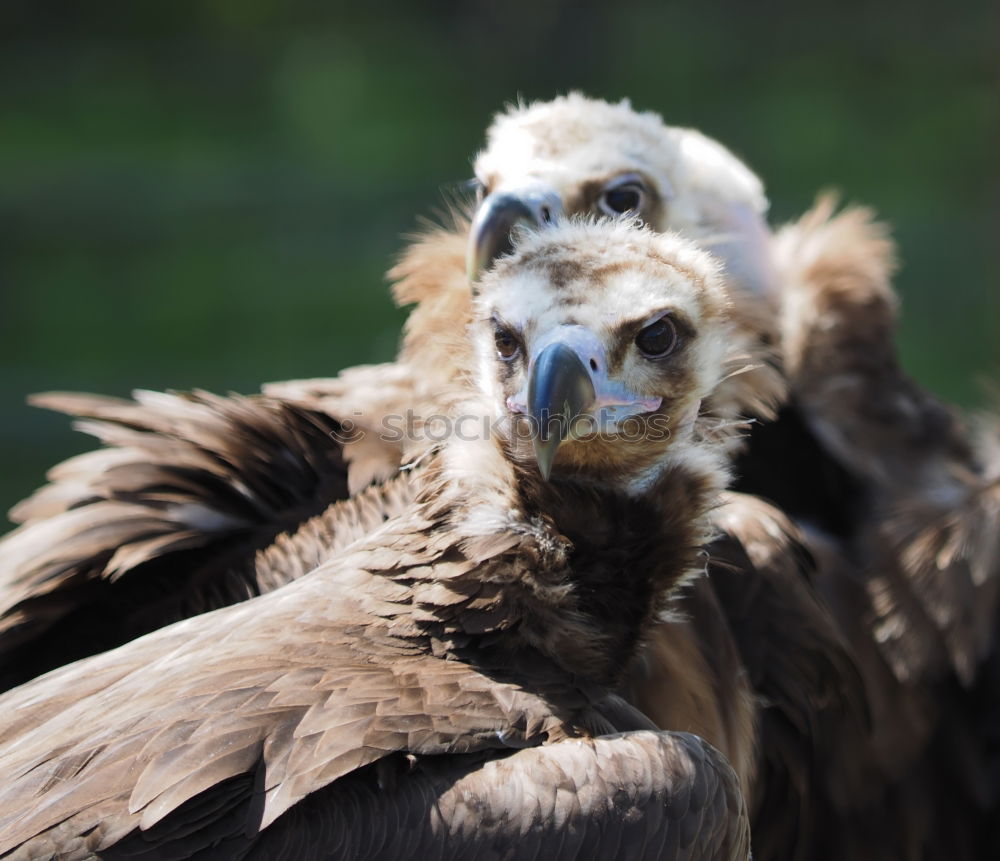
468 93 775 305
474 220 731 485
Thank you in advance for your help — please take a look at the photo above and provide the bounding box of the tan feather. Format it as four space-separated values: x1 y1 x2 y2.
0 223 748 859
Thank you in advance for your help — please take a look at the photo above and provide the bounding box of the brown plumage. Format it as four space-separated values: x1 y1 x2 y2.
2 93 997 857
769 197 994 682
0 223 749 859
0 96 870 852
760 199 1000 857
0 390 360 690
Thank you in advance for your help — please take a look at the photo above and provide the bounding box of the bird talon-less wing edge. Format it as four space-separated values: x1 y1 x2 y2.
0 93 996 859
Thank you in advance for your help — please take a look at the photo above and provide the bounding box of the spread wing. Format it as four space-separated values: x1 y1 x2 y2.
263 360 417 493
0 387 411 690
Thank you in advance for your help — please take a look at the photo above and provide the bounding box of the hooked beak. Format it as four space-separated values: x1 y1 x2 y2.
528 342 596 481
467 186 564 283
512 326 665 481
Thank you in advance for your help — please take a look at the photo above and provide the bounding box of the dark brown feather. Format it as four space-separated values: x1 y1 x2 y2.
769 197 995 684
741 196 1000 857
0 390 372 690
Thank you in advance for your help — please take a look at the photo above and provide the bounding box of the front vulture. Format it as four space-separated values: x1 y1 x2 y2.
0 222 749 860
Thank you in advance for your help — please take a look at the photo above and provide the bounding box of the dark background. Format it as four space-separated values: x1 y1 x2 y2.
1 0 997 516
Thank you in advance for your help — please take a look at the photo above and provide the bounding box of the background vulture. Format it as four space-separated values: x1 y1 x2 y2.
0 222 750 860
0 94 996 858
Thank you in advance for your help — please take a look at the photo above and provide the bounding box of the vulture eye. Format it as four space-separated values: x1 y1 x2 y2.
635 316 678 359
599 181 645 217
467 177 487 204
494 326 521 361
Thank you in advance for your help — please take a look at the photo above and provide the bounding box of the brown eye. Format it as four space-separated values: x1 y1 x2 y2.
599 182 645 216
495 326 520 361
635 316 678 359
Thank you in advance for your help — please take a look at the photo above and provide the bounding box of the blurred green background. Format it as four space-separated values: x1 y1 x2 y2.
1 0 997 517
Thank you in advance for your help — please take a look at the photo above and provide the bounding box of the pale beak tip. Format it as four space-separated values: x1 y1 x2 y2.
532 436 560 482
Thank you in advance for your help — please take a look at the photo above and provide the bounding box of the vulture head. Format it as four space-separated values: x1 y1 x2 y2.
470 93 775 305
472 219 733 488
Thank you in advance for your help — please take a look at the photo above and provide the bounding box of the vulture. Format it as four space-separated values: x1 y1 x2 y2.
0 93 995 857
0 222 751 860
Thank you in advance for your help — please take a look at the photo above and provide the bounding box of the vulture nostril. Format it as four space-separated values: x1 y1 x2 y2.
539 205 552 224
590 358 599 372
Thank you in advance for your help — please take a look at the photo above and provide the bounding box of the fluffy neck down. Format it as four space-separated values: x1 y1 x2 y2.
403 413 726 689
